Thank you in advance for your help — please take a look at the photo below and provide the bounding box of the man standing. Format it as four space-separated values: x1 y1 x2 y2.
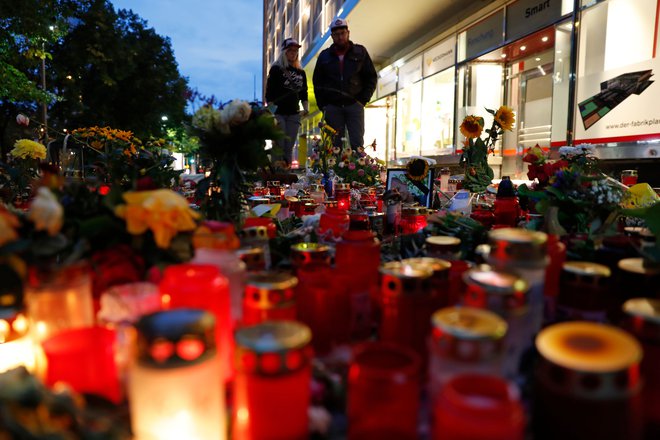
313 18 377 149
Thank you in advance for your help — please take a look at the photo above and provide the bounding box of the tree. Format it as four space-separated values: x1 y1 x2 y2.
0 0 84 156
48 0 188 139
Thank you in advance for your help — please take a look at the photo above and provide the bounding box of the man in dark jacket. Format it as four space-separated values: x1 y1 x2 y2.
312 18 377 149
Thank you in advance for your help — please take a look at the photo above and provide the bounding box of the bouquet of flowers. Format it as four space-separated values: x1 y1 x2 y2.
191 99 283 222
0 139 47 202
519 144 625 235
308 123 384 186
71 127 179 190
459 106 515 193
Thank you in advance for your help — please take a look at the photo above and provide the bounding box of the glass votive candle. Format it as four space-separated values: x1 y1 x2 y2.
432 374 525 440
239 226 272 269
447 259 474 306
400 206 428 235
242 272 298 326
160 264 232 382
622 298 660 437
243 217 277 240
429 307 507 399
42 326 121 403
614 258 660 320
557 261 612 323
233 321 313 440
487 228 548 333
462 266 530 381
403 257 452 311
367 209 385 238
25 263 95 345
335 182 351 210
97 282 162 387
290 242 330 273
534 321 643 440
310 183 326 204
318 207 350 239
347 341 422 440
236 246 267 272
426 235 461 261
129 309 226 440
621 169 638 186
378 261 434 362
0 312 34 373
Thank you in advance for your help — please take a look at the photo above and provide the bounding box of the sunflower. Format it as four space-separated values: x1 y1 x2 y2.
459 116 484 139
406 158 429 182
494 106 515 131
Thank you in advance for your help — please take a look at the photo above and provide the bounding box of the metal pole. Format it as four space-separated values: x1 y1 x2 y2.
41 42 48 143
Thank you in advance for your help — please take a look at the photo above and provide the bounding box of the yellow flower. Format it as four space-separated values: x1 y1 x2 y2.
115 189 201 249
459 116 483 139
10 139 46 160
494 106 515 131
0 206 20 246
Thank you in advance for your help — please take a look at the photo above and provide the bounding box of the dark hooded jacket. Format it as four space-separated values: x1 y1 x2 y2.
312 41 377 109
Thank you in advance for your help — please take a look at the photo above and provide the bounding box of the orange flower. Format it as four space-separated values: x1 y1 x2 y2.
115 189 200 249
459 116 484 139
494 105 515 131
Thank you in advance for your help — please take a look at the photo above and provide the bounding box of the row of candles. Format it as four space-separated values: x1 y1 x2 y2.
1 222 660 439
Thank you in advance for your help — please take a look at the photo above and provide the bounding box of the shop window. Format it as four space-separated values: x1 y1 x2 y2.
365 96 396 163
396 82 423 159
421 68 455 156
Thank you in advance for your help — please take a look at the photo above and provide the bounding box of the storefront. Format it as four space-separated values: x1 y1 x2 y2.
301 0 660 181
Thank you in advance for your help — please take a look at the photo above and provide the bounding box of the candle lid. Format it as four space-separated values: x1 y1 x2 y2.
432 307 507 340
239 226 269 241
235 320 311 354
562 261 611 278
623 298 660 323
402 257 451 274
380 261 434 279
488 228 547 264
426 235 461 247
246 271 298 290
136 309 216 368
618 257 660 275
336 183 351 190
0 312 29 342
536 322 642 373
464 265 529 295
291 242 329 253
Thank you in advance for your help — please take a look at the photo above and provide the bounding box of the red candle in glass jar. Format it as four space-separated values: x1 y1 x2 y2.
335 183 351 210
243 217 277 239
347 341 422 439
290 242 330 273
160 264 232 382
242 272 298 326
400 207 428 235
233 321 313 440
41 326 121 403
621 170 638 186
432 374 525 440
622 298 660 437
377 261 434 362
318 207 350 239
296 264 351 355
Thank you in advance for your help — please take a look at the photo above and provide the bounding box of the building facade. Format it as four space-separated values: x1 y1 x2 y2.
263 0 660 181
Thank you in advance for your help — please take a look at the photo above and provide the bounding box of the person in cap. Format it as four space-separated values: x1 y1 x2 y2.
266 37 309 167
312 18 377 150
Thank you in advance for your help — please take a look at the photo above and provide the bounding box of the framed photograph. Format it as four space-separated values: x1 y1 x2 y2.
386 168 434 207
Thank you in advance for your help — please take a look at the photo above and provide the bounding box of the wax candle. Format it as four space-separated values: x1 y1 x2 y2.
242 272 298 326
290 242 330 273
129 309 225 440
557 261 612 322
160 264 232 383
425 235 461 261
335 183 351 210
42 326 121 403
432 374 525 440
347 341 421 439
534 321 643 439
233 321 312 440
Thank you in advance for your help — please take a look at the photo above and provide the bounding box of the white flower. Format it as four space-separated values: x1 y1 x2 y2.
192 105 221 131
16 114 29 126
342 148 352 157
28 187 63 236
328 158 337 166
357 157 366 166
338 161 345 168
221 99 252 126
